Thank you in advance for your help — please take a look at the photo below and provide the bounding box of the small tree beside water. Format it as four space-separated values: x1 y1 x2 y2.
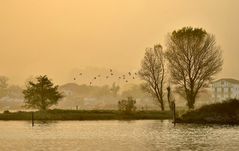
23 75 64 111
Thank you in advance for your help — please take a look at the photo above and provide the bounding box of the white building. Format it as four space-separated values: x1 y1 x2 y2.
211 78 239 102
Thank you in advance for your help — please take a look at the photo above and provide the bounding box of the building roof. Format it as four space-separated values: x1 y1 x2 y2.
213 78 239 84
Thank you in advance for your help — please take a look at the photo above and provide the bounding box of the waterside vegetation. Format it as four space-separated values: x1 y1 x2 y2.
176 99 239 124
0 109 173 121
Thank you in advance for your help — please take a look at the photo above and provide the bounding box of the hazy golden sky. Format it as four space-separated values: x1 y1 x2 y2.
0 0 239 85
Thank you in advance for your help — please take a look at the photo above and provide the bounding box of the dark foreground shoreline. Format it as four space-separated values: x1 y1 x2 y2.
175 118 239 125
175 99 239 125
0 109 173 121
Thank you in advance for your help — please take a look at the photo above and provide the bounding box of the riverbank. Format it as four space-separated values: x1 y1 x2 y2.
176 99 239 124
0 109 173 120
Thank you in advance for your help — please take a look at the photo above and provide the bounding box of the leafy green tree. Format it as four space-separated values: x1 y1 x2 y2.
23 75 64 111
165 27 223 109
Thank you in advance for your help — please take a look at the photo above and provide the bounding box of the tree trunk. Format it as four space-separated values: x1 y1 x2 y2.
156 94 165 111
187 93 196 109
158 96 165 111
40 99 47 111
160 101 165 111
167 87 173 111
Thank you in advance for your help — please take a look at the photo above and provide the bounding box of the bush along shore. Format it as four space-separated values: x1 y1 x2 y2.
176 99 239 124
0 109 173 121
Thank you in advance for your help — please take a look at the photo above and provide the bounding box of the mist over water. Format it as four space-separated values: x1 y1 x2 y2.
1 120 239 151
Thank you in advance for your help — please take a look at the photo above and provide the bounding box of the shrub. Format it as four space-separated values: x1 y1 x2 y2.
179 99 239 124
118 97 136 114
3 110 10 114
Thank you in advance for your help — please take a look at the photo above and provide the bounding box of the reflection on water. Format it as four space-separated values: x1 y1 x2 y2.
0 120 239 151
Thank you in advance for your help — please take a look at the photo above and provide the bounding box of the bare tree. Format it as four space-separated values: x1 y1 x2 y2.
139 44 165 111
165 27 223 109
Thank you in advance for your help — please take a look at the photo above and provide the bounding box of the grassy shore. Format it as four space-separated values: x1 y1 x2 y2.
176 99 239 124
0 109 173 120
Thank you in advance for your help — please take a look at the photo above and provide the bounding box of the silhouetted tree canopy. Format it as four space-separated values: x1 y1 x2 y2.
165 27 223 109
23 75 64 111
139 44 165 111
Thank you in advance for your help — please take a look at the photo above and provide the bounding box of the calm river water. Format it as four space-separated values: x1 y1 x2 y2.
0 120 239 151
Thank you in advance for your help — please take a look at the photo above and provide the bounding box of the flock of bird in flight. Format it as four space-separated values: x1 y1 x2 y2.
73 69 138 86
